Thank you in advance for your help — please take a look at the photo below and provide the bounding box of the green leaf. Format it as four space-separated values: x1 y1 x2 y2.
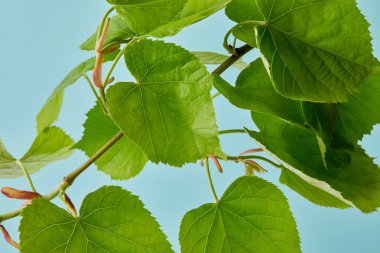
36 52 119 133
107 39 222 166
226 0 373 102
0 127 74 178
249 112 380 212
193 51 248 71
19 186 174 253
179 176 301 253
280 168 350 209
149 0 230 37
214 58 305 125
75 104 148 180
80 15 134 51
302 102 338 145
334 70 380 145
107 0 186 35
0 139 19 177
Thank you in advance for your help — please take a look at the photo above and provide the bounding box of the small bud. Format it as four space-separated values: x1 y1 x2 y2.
245 160 267 173
60 192 78 218
208 155 223 173
64 193 77 217
1 187 40 200
106 76 115 85
0 225 19 249
102 44 120 54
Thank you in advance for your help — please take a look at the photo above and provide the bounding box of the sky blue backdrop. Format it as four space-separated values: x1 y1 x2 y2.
0 1 379 252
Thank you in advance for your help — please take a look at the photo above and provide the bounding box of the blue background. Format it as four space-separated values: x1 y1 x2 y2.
0 1 379 252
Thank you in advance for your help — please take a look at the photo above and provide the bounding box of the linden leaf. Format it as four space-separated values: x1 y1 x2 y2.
106 0 186 35
0 127 74 178
19 186 174 253
214 58 305 125
249 112 380 212
226 0 373 102
107 39 221 166
75 104 148 180
179 176 301 253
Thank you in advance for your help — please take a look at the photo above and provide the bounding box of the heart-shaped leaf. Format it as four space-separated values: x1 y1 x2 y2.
19 186 174 253
75 104 148 180
107 39 222 166
180 176 301 253
226 0 373 102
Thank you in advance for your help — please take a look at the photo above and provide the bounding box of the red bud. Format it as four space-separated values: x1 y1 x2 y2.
208 155 223 173
0 225 19 249
239 148 264 156
1 187 41 200
102 44 120 54
64 193 77 217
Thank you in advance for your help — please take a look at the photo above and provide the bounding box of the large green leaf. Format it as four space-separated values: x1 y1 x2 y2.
280 168 350 209
75 104 148 180
80 15 134 51
226 0 373 102
107 0 186 35
149 0 230 37
107 39 222 166
334 70 380 145
36 52 119 133
249 112 380 212
179 176 301 253
193 51 248 71
214 58 305 124
0 127 74 178
19 186 173 253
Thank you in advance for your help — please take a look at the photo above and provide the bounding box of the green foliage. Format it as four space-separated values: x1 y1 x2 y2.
19 186 173 253
249 112 380 212
194 51 248 70
214 58 305 124
0 127 74 178
179 176 301 253
36 52 119 132
106 39 222 166
226 0 373 102
75 104 147 180
1 1 380 252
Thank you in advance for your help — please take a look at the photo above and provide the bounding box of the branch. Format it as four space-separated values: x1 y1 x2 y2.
0 131 124 223
212 44 253 75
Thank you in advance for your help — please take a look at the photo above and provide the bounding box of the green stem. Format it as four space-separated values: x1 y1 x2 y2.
205 158 219 203
223 20 266 53
226 155 282 168
83 73 108 114
97 6 115 41
218 129 247 135
0 131 124 223
64 131 124 185
211 92 221 99
98 88 109 114
16 160 36 192
212 44 253 76
103 38 137 88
